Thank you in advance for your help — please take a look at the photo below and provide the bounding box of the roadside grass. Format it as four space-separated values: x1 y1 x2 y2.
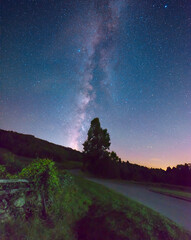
57 160 83 170
127 180 191 193
72 169 191 194
0 172 91 240
0 148 34 173
149 187 191 202
0 148 82 174
74 175 191 240
0 171 191 240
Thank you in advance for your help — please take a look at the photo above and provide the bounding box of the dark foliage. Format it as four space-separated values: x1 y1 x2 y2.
118 161 191 187
1 127 190 187
83 118 112 176
83 118 121 178
83 119 191 186
0 129 82 163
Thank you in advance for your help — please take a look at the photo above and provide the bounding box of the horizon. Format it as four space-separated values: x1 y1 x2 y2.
1 1 190 170
1 127 190 171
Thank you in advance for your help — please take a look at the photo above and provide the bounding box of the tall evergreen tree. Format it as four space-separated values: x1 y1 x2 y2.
83 118 110 174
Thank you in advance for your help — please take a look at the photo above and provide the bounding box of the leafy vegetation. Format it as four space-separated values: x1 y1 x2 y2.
1 126 191 187
74 175 191 240
0 171 91 240
0 169 190 240
0 148 34 174
0 129 82 163
83 118 121 178
83 117 111 174
57 160 83 170
0 147 82 178
18 159 60 199
82 118 191 187
0 165 7 178
1 120 190 239
0 154 191 240
118 162 191 187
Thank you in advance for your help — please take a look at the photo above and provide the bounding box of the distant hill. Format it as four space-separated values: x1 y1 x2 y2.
0 129 83 163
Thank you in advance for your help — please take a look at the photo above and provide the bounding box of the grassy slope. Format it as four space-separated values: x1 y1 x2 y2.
0 147 34 172
0 172 190 240
0 147 82 172
73 170 191 199
108 179 191 200
57 161 83 170
123 179 191 202
83 171 191 193
125 180 191 192
0 129 82 163
74 175 191 240
150 187 191 202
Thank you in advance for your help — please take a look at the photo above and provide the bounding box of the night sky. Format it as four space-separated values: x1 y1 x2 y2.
1 0 191 169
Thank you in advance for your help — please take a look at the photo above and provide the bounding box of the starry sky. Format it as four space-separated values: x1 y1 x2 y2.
1 0 191 169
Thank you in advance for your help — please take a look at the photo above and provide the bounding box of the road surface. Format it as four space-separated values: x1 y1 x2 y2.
88 177 191 232
70 170 191 232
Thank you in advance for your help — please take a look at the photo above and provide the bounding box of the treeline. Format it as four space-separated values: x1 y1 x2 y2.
84 154 191 187
1 124 190 187
83 118 191 187
0 129 82 163
115 161 191 187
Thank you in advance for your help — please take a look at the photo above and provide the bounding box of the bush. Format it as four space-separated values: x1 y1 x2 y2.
0 172 92 240
0 165 7 178
18 158 60 200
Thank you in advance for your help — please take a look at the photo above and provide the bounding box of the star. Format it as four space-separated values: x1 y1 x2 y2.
1 0 190 169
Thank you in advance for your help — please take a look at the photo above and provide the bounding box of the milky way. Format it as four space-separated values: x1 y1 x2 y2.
1 0 191 169
68 0 126 149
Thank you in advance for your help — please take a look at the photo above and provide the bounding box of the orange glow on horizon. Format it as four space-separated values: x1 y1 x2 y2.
117 150 191 170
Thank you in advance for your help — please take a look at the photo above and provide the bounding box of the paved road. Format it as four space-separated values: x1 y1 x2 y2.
86 177 191 232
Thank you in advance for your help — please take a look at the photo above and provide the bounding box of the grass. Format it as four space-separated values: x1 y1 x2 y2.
74 169 191 194
0 147 34 173
0 172 91 240
0 129 83 163
127 180 191 193
74 175 191 240
123 178 191 202
150 187 191 202
114 179 191 202
0 171 191 240
0 148 82 174
57 160 83 170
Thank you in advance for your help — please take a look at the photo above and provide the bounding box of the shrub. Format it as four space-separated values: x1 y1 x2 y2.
18 158 60 200
51 172 91 231
0 165 7 178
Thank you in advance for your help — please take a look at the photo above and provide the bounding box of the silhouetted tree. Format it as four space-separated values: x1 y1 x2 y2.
110 151 121 163
83 118 110 176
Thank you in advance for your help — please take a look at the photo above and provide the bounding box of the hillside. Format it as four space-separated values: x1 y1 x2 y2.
1 169 191 240
0 129 83 163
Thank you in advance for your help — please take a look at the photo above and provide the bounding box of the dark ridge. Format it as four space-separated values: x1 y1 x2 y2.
0 129 83 163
